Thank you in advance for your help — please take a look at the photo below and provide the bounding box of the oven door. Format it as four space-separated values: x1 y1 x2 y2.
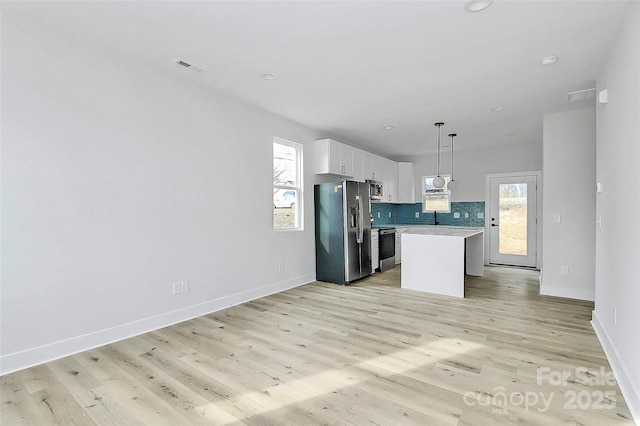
378 228 396 272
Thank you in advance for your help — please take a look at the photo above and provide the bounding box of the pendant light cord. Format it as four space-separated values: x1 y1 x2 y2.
437 127 440 176
435 122 444 177
449 133 457 181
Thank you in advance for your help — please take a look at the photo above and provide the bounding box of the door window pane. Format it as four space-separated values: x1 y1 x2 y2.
498 183 527 255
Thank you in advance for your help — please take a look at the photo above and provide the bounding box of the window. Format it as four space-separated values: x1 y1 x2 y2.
273 138 303 230
423 175 451 212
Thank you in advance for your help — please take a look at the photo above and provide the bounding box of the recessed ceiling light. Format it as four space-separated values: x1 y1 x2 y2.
465 0 493 12
382 126 394 130
263 73 278 80
542 56 558 65
491 106 508 112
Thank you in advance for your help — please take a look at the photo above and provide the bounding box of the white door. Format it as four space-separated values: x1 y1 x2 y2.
488 174 538 267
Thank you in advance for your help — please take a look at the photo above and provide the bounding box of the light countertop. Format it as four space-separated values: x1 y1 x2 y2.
404 227 483 238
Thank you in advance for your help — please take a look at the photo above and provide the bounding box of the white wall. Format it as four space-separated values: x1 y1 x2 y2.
541 108 596 301
592 2 640 421
409 142 542 202
1 12 319 374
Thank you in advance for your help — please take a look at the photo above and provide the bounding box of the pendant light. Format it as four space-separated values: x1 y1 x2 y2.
448 133 458 191
433 122 445 188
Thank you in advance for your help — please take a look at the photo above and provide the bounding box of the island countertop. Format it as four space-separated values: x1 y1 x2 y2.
404 227 483 238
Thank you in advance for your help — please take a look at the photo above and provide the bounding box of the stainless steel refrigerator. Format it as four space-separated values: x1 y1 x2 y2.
314 180 372 285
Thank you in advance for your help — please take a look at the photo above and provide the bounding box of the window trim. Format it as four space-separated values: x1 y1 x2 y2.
422 175 451 213
273 137 303 231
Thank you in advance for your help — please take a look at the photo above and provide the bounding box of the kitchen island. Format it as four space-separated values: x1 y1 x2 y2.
401 227 484 298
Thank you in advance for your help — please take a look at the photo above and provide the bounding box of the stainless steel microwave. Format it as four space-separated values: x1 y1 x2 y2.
366 179 383 200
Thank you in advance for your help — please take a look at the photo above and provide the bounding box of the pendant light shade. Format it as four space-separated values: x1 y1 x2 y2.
447 133 457 191
433 176 445 188
433 122 445 188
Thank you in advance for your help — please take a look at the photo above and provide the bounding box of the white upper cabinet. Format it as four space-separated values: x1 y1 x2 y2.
363 152 381 181
352 148 365 182
379 157 398 203
339 143 354 176
315 139 414 203
397 162 416 204
315 139 354 177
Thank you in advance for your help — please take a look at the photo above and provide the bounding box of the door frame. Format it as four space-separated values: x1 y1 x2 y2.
484 171 542 269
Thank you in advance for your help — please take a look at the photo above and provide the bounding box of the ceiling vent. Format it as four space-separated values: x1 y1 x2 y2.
175 60 204 73
567 88 596 103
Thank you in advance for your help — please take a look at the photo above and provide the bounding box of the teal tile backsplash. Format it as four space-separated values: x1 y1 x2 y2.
370 202 395 225
371 202 485 227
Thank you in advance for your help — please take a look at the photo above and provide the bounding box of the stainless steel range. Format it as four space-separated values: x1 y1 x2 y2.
377 227 396 272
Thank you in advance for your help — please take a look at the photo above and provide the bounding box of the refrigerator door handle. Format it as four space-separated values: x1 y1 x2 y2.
356 195 364 244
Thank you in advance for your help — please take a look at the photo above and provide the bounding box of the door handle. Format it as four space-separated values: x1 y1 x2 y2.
355 195 363 243
491 224 499 227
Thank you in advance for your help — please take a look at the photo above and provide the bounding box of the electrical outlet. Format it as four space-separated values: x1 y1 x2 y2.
388 212 392 218
553 214 561 223
180 280 189 293
453 212 460 219
172 282 181 295
465 213 469 218
415 212 420 218
560 266 569 276
377 212 380 218
477 212 484 219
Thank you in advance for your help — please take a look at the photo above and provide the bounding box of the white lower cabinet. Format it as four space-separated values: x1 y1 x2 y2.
371 229 379 273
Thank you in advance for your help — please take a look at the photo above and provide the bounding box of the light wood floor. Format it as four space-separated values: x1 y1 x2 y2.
1 266 634 425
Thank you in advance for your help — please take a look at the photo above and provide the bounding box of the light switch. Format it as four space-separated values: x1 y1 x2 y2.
596 182 603 193
553 214 561 223
415 212 420 218
598 89 608 104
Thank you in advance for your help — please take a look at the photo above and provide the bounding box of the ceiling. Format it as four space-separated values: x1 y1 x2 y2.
4 1 632 159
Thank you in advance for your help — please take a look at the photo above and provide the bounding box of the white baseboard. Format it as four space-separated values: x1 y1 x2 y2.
592 311 640 424
539 284 595 301
0 274 315 376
